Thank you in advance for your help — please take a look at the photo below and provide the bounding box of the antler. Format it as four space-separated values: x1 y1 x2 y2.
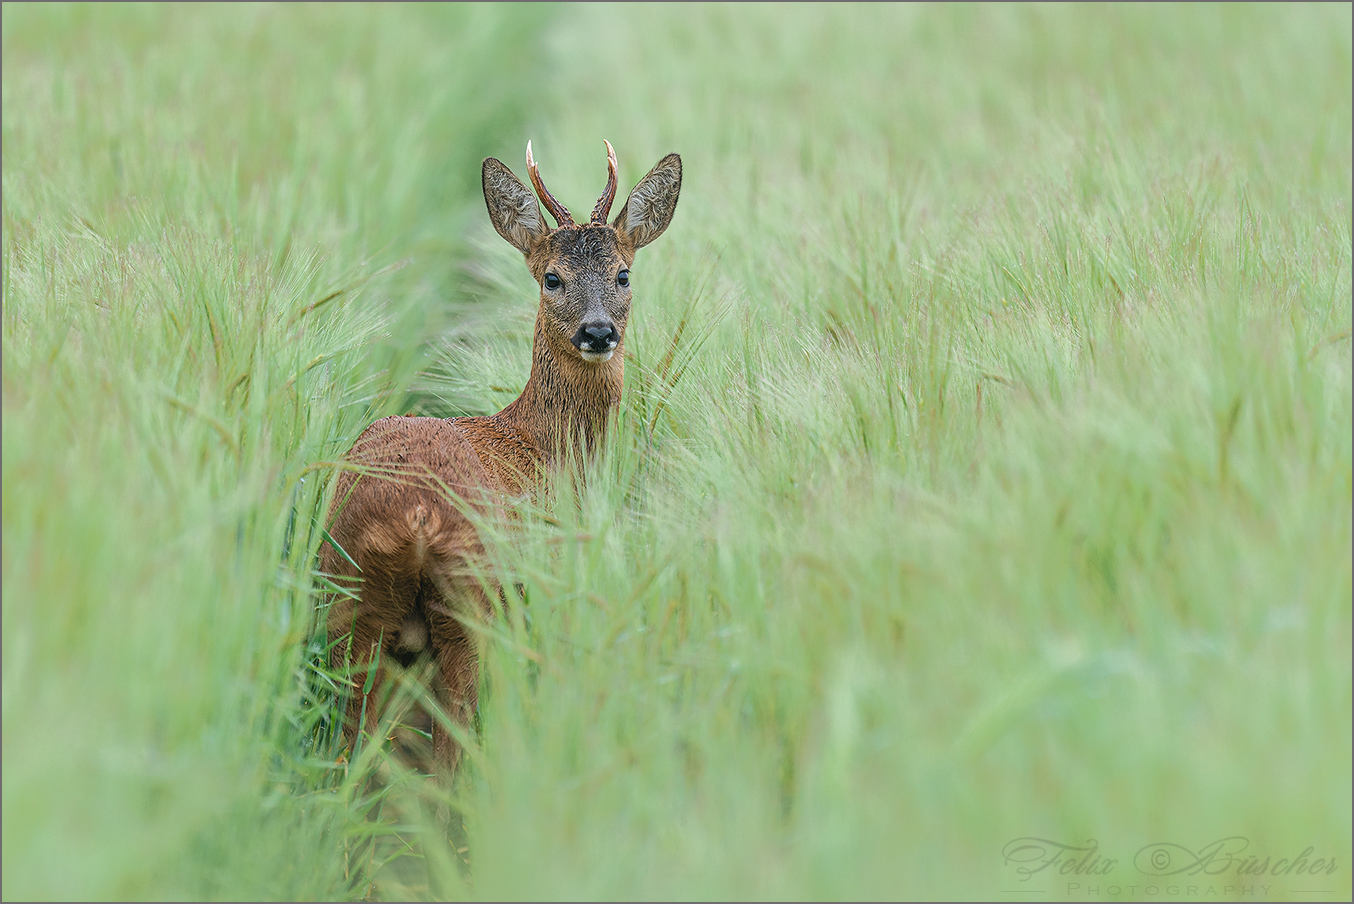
590 139 618 224
525 140 574 227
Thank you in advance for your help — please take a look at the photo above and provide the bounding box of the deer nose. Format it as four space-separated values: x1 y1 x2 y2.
572 322 619 353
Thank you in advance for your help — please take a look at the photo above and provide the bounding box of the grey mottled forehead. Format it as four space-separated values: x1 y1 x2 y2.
546 225 625 268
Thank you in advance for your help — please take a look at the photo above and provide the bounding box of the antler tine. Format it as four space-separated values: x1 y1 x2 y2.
590 139 618 224
525 140 574 227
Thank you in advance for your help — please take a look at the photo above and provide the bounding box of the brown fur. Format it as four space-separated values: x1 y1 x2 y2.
322 142 682 780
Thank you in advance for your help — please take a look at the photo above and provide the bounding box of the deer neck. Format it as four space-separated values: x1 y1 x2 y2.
497 309 624 469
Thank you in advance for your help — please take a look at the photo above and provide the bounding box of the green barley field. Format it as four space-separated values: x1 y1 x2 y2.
3 3 1350 900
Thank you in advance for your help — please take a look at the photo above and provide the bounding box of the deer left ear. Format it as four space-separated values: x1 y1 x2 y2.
613 153 681 250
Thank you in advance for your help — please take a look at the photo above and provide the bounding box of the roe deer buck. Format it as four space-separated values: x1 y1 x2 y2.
322 141 682 779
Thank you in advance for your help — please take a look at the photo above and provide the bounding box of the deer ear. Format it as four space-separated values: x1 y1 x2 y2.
613 153 681 250
483 157 549 254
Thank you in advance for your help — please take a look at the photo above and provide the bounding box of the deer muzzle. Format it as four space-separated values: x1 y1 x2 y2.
573 321 619 362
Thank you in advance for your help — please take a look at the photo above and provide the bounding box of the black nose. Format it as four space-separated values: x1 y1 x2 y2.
572 322 619 353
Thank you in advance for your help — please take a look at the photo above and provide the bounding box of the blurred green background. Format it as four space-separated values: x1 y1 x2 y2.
3 2 1349 900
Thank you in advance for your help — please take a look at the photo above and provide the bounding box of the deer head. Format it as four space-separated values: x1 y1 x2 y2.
482 141 682 364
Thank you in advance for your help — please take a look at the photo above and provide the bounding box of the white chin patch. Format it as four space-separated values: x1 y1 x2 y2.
579 349 614 363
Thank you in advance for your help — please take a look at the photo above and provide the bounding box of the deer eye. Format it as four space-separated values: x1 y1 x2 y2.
544 273 561 290
617 270 630 288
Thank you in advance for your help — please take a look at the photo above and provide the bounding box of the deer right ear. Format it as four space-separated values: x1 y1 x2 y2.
613 153 682 250
483 158 549 254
